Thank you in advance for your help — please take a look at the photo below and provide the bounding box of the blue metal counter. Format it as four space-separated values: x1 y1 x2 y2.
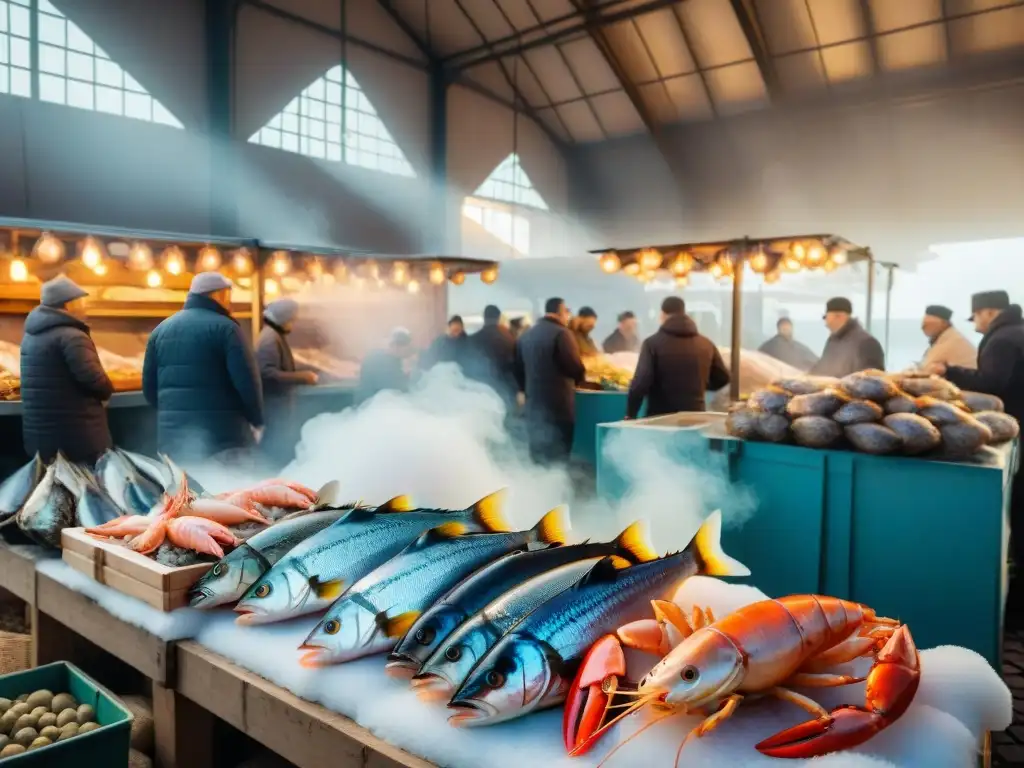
596 414 1015 668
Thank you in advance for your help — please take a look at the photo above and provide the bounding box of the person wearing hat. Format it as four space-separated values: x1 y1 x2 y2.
142 272 263 462
570 306 600 358
356 327 416 405
758 317 819 372
20 275 114 464
810 297 885 377
465 304 517 409
919 305 976 371
421 315 468 371
256 298 318 466
603 311 641 355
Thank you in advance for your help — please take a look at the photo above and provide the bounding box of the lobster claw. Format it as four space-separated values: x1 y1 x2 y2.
563 634 627 757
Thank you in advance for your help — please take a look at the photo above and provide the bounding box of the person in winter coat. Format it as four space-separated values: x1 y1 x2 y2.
810 297 885 377
513 297 585 463
603 311 640 355
356 327 415 405
256 298 318 466
919 305 976 371
570 307 600 358
465 304 517 407
927 291 1024 628
421 315 468 370
626 296 730 419
758 317 819 372
143 272 264 462
20 276 114 464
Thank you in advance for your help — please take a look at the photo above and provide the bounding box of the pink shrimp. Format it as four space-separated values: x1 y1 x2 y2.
86 515 151 538
221 485 312 511
131 476 191 554
186 498 270 526
217 478 317 504
166 517 240 558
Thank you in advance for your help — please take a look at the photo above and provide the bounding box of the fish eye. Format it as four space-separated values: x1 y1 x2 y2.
680 665 699 683
484 670 505 689
324 620 340 635
254 583 271 598
415 628 435 646
445 646 462 662
511 549 524 555
212 563 224 576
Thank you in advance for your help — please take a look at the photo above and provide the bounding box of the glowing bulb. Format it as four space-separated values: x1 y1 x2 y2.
407 279 420 294
599 252 621 274
391 261 409 286
823 258 837 273
145 270 163 288
269 251 291 277
805 243 827 268
639 248 662 271
306 257 324 280
33 232 65 264
764 270 781 284
92 262 108 277
674 275 689 288
197 245 222 271
830 247 848 265
791 242 807 264
428 262 445 285
333 261 349 283
709 262 725 279
669 252 693 276
782 254 802 273
264 278 280 297
351 275 365 290
128 242 153 271
623 262 641 276
364 260 380 280
450 271 465 286
480 265 498 285
749 249 769 273
9 259 28 282
79 237 105 270
231 248 255 276
636 271 653 284
161 246 185 276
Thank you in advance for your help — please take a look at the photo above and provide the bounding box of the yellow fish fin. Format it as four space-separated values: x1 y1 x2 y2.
532 505 570 544
608 555 632 570
382 610 421 638
379 494 415 513
612 520 659 563
433 521 468 537
470 489 511 532
693 510 750 577
309 577 346 600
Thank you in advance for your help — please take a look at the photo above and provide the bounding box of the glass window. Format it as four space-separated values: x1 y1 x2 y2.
461 198 532 256
472 153 549 211
0 0 30 98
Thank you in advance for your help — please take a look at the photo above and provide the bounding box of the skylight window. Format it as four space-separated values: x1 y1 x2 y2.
473 153 548 210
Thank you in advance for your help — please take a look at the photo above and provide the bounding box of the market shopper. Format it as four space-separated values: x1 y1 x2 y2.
626 296 730 419
810 297 885 376
758 317 819 372
919 305 976 370
602 311 640 354
20 275 114 464
571 307 600 358
143 272 264 462
356 327 415 405
514 297 585 463
421 315 468 370
465 304 517 408
256 298 318 467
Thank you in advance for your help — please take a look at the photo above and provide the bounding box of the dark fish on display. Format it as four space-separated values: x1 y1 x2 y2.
839 371 899 403
883 413 941 455
833 400 884 426
790 416 842 448
973 411 1019 444
884 394 918 414
16 464 75 549
786 389 849 418
899 376 960 400
0 454 44 525
724 408 759 440
914 396 967 426
845 423 902 455
961 391 1004 414
772 376 839 396
940 419 992 457
755 413 789 442
746 387 790 414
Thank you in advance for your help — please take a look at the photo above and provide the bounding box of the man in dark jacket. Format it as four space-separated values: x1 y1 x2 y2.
466 305 516 407
627 296 730 419
356 327 415 405
603 311 640 354
143 272 264 462
758 317 819 371
20 275 114 464
926 291 1024 626
256 298 318 466
514 297 585 463
810 297 885 376
421 315 467 370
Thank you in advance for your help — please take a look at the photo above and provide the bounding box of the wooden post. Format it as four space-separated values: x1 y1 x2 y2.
151 681 216 768
251 249 267 339
729 241 746 402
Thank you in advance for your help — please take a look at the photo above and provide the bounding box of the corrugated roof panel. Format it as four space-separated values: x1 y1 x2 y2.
265 0 341 30
663 73 715 121
555 100 606 142
390 0 429 43
947 0 1017 12
458 0 517 41
418 0 484 54
559 37 623 94
529 0 578 21
878 23 946 71
535 106 573 143
949 5 1024 55
523 45 584 103
676 0 753 68
776 50 828 92
754 0 818 54
868 0 942 34
588 91 647 136
806 0 866 46
704 61 769 115
462 61 517 102
502 56 552 107
492 0 538 30
634 8 697 77
820 40 873 82
603 21 661 83
639 81 680 123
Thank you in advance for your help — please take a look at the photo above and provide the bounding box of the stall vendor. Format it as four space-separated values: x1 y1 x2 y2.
758 317 819 372
919 304 976 370
20 275 114 464
571 307 600 358
421 315 468 370
810 297 885 376
143 272 264 463
257 298 318 466
603 311 640 354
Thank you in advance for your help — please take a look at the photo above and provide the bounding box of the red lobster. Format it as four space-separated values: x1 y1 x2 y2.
563 594 919 762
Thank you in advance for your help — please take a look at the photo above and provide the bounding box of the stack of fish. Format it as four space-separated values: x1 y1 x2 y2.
726 370 1020 457
189 491 749 729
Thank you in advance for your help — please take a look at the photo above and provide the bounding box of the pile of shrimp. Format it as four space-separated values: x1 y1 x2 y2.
86 477 318 559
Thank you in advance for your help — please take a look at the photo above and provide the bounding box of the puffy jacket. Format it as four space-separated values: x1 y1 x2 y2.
143 294 263 460
946 304 1024 424
421 333 467 370
465 322 517 406
757 334 819 372
256 322 307 465
627 314 729 419
513 317 585 424
921 326 977 370
810 319 885 377
603 328 640 355
356 349 408 405
20 306 114 463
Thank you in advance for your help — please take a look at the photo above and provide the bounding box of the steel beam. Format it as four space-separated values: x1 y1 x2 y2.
377 0 436 62
429 63 449 253
206 0 238 237
729 0 782 99
858 0 881 72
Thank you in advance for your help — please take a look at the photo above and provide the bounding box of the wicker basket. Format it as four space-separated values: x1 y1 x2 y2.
0 630 32 676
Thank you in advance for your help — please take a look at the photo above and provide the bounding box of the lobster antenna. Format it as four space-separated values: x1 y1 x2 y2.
596 706 683 768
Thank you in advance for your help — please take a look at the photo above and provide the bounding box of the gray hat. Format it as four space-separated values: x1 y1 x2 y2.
189 271 233 295
264 298 299 327
40 275 88 308
390 327 412 346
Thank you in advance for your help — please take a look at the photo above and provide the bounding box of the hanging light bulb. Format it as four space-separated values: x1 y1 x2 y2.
78 237 106 270
9 259 28 282
450 271 466 286
160 246 186 276
197 245 222 272
145 269 163 288
269 251 292 277
638 248 663 271
830 247 848 265
33 232 65 264
599 251 621 274
709 261 725 280
790 242 807 264
480 265 499 285
805 243 827 268
407 279 421 294
781 253 802 273
230 248 255 277
128 242 154 271
823 258 838 273
764 269 781 284
264 278 280 297
669 251 693 277
391 261 409 286
749 247 770 274
428 262 445 285
333 261 349 283
351 275 366 290
364 260 380 280
93 262 108 277
306 257 324 280
674 275 689 288
636 271 653 284
623 262 641 276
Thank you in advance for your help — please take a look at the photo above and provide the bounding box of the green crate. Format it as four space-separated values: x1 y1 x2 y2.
0 662 132 765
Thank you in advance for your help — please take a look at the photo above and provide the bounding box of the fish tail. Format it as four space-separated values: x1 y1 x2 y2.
611 520 659 563
689 510 750 577
469 489 511 532
530 505 570 544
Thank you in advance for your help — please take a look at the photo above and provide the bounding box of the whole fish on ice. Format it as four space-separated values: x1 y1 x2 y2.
75 477 122 529
299 507 569 666
16 463 75 549
96 449 163 515
0 454 44 526
118 449 172 489
235 491 511 625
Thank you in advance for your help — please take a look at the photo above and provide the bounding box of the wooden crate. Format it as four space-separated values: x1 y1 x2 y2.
61 527 210 611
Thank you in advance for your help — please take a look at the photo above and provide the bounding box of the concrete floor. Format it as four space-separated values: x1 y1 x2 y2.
994 629 1024 766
